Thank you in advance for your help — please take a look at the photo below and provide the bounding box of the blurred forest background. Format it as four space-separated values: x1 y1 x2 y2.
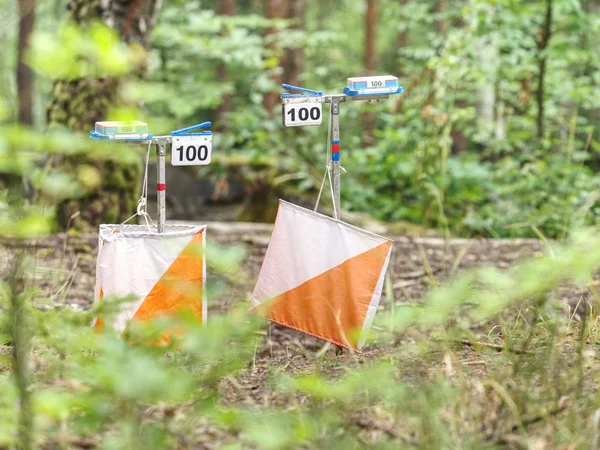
2 0 600 237
4 2 600 449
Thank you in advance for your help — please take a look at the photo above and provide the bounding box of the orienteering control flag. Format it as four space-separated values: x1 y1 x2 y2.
93 224 206 337
251 201 392 351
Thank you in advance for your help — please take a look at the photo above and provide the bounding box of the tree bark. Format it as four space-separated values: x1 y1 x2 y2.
48 0 162 229
213 0 237 129
250 0 262 14
17 0 35 126
583 0 600 155
364 0 377 75
476 34 499 137
435 0 448 35
262 0 287 114
536 0 553 139
395 0 409 77
282 0 306 88
362 0 377 146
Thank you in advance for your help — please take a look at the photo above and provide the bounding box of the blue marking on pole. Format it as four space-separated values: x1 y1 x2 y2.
343 86 405 97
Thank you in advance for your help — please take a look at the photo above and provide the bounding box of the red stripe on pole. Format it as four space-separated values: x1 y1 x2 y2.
157 183 166 191
332 143 340 153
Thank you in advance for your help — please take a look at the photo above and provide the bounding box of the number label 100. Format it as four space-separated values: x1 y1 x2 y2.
283 102 322 127
175 145 208 162
171 136 212 166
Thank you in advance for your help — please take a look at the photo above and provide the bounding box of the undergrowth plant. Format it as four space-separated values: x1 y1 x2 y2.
2 214 600 449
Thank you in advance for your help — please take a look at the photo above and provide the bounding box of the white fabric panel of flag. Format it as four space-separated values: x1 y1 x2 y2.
252 201 392 351
93 224 206 339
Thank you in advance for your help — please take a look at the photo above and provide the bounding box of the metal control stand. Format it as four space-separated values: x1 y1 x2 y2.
90 122 213 233
281 80 403 354
281 88 398 220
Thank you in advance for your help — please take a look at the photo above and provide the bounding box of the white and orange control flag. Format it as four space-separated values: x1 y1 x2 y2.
251 201 392 351
92 224 206 337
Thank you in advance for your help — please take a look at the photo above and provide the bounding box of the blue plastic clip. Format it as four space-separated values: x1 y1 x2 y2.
170 121 212 136
281 84 324 99
343 86 405 97
89 130 153 142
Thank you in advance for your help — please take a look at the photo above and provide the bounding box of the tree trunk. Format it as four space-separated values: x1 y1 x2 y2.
213 0 236 129
583 0 600 156
48 0 162 229
282 0 306 88
364 0 377 75
435 0 448 35
17 0 35 126
250 0 262 14
362 0 377 147
536 0 553 139
395 0 409 77
262 0 286 114
476 33 499 138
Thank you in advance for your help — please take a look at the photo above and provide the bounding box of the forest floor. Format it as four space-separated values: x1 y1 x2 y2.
3 222 599 448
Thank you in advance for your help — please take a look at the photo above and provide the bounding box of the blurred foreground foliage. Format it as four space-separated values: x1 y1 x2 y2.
3 220 600 448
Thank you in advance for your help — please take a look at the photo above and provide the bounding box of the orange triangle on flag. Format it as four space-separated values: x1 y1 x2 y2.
251 241 391 351
131 230 205 325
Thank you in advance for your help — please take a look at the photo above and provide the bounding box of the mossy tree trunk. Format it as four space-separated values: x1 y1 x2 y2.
48 0 162 230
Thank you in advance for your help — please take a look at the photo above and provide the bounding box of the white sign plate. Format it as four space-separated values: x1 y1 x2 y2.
171 135 212 166
283 102 322 127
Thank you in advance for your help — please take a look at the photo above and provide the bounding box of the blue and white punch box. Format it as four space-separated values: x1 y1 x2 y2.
94 121 150 139
344 76 403 96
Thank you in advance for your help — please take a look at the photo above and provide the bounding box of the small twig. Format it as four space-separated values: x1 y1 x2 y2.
315 342 331 358
356 417 401 439
519 403 568 429
456 339 532 355
54 255 80 300
68 438 96 449
592 408 600 450
461 359 487 366
489 402 569 447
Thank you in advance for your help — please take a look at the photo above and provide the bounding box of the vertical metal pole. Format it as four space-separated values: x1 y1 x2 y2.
331 98 341 220
156 142 166 233
330 97 344 355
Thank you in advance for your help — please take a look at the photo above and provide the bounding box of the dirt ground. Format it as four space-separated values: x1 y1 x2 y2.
5 223 567 367
15 221 549 310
